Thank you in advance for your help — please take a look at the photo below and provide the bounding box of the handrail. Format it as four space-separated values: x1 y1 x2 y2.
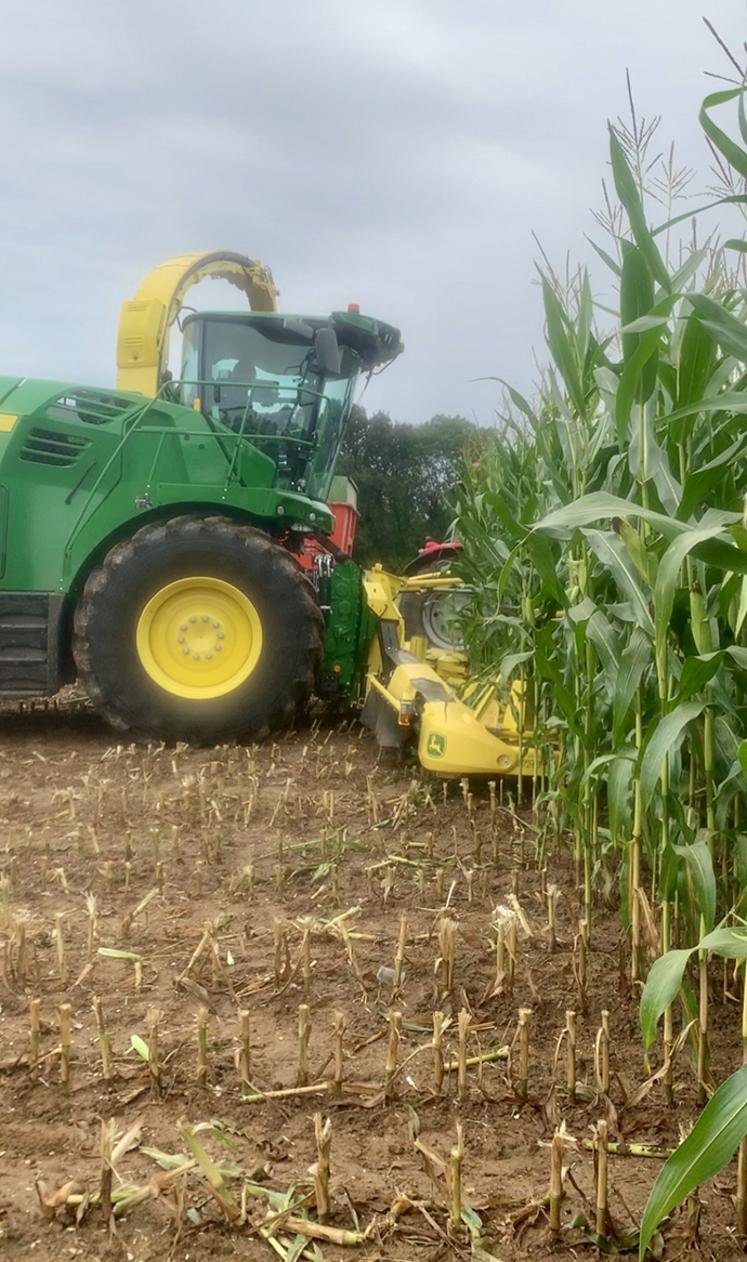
63 379 324 564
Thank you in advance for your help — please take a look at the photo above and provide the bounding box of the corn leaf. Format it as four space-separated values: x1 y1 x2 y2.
141 1147 190 1170
678 434 747 521
620 241 658 405
608 750 635 838
699 87 747 181
672 835 716 932
640 927 747 1048
653 525 730 654
612 628 651 743
130 1035 150 1061
688 294 747 363
638 1065 747 1259
639 702 705 810
609 128 670 291
583 529 654 636
697 927 747 958
533 491 686 540
640 948 693 1048
541 276 587 418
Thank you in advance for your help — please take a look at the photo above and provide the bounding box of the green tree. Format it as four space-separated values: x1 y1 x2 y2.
338 408 481 570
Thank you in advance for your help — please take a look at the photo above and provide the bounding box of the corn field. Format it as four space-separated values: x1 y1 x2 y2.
455 79 747 1252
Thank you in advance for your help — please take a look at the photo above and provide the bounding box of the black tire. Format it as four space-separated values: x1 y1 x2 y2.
73 515 324 744
399 552 458 644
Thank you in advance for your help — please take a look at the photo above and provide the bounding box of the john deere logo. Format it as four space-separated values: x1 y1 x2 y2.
427 732 446 758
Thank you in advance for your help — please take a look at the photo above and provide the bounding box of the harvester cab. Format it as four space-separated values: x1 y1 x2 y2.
175 307 400 505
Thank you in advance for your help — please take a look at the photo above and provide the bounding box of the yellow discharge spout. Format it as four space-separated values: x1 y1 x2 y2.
116 250 278 396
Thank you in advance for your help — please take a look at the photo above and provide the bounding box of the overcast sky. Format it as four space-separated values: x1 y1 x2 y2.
0 1 744 424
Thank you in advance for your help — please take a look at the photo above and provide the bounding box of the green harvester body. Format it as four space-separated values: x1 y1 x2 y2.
0 307 401 704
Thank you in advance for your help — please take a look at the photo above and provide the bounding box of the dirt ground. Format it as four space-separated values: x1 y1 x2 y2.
0 695 744 1262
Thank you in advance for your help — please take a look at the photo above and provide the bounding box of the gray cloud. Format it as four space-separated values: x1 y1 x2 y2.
0 0 744 422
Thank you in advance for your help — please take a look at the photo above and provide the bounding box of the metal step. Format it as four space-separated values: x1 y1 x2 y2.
0 593 64 697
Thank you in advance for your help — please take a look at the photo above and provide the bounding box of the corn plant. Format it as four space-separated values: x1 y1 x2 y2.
455 68 747 1255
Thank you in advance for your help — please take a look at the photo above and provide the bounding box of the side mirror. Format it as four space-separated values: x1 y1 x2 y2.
314 326 341 376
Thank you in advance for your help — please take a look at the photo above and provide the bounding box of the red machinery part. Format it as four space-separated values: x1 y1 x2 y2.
295 496 360 570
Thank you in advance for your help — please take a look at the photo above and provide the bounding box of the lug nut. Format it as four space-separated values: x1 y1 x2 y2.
180 623 188 632
189 616 197 623
182 647 189 655
215 644 223 653
193 652 200 660
202 614 209 622
177 636 185 644
217 632 225 640
212 620 220 628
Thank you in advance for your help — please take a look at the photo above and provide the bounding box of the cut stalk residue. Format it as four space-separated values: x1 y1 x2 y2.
54 913 66 987
333 1010 345 1096
13 919 27 987
147 1007 161 1096
565 1010 577 1101
596 1009 610 1096
432 1010 446 1096
238 1009 251 1095
297 1004 311 1086
516 1007 531 1101
507 918 518 993
301 926 311 999
448 1122 464 1234
548 1128 564 1234
494 921 507 994
366 775 379 824
394 913 407 989
99 1116 115 1223
576 918 588 1013
59 1003 72 1090
547 884 559 952
457 1008 470 1102
273 918 286 988
435 868 445 902
595 1119 609 1238
121 887 157 939
29 997 41 1069
196 1006 209 1085
384 1009 402 1101
436 914 456 998
312 1113 332 1222
85 894 97 963
93 996 113 1082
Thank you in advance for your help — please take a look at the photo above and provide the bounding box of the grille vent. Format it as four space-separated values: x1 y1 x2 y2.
20 427 90 467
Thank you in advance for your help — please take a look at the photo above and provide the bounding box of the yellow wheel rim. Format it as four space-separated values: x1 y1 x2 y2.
136 576 263 700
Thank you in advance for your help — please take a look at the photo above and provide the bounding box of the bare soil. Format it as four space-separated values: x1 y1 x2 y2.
0 695 743 1262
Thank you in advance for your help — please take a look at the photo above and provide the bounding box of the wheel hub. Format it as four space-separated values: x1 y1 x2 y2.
136 577 263 700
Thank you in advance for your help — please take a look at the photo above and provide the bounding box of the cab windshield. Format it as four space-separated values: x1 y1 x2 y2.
180 314 359 498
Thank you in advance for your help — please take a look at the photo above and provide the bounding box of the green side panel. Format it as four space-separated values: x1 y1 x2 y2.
318 558 375 704
0 485 8 578
0 377 333 595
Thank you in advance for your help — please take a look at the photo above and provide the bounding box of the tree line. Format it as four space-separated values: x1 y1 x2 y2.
337 407 483 570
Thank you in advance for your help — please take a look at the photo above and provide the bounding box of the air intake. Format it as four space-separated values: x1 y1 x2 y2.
20 427 90 467
46 388 134 426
